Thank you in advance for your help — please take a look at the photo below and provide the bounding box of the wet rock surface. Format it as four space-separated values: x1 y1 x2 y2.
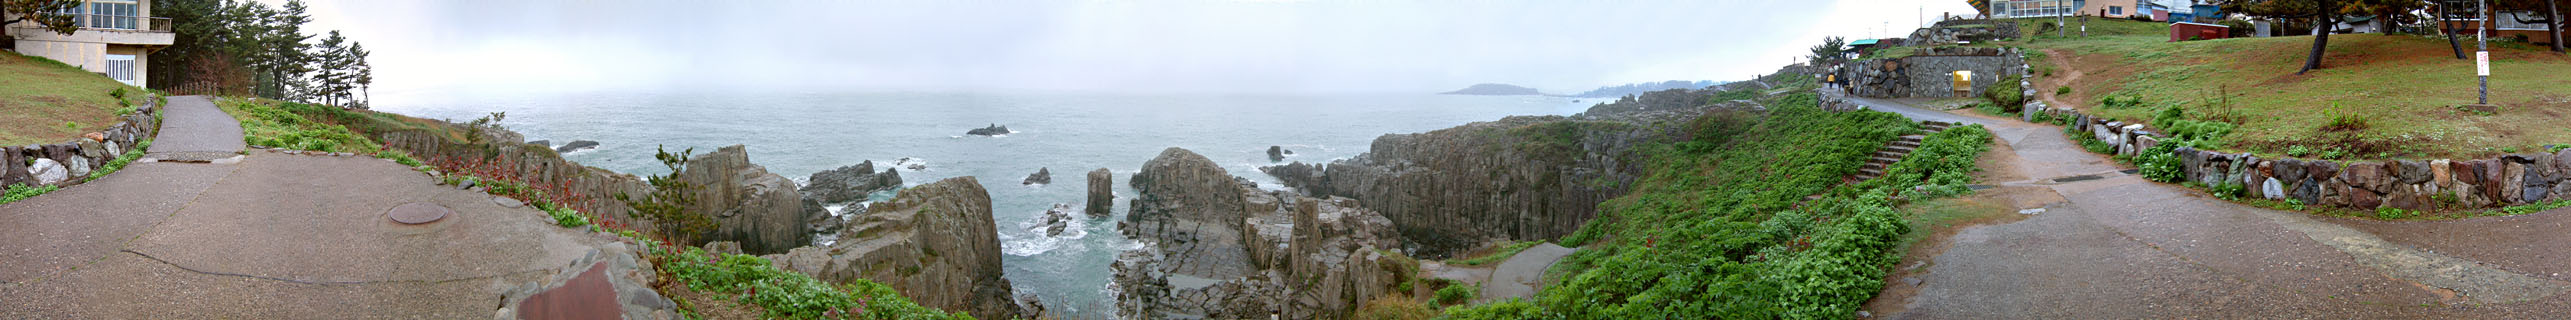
799 160 903 204
764 177 1028 320
678 145 814 255
1087 168 1114 218
1114 148 1411 319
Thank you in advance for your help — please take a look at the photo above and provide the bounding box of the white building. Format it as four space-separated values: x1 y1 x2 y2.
4 0 176 86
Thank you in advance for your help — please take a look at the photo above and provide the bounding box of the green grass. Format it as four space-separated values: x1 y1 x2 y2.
1446 92 1996 319
83 139 153 182
0 51 144 146
217 98 385 153
1450 241 1544 267
2020 20 2571 159
1 184 60 205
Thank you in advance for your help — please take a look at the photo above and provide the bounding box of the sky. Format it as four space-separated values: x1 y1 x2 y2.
273 0 1978 96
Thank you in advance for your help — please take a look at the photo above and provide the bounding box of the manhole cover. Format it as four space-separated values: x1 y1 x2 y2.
389 202 451 224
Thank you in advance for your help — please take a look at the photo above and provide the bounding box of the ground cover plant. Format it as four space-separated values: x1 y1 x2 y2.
1445 92 1995 319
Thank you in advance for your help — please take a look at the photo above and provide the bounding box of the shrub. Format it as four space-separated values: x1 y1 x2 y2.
1434 283 1480 306
2218 20 2256 37
2374 207 2417 220
2137 141 2187 183
2320 102 2368 132
1983 74 2026 113
2286 145 2313 157
659 248 966 319
1352 294 1437 320
2101 95 2146 109
2056 86 2071 95
618 146 718 243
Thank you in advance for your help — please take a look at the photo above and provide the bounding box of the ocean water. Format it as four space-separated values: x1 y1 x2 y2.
379 90 1591 318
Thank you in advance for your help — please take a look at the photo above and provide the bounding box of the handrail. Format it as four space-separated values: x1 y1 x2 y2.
55 13 172 32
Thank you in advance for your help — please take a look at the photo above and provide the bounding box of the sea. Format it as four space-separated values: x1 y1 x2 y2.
377 89 1594 318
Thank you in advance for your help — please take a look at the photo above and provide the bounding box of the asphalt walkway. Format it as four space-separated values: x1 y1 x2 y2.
1849 98 2571 318
0 96 660 318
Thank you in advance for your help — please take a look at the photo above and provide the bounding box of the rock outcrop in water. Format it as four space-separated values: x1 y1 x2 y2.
967 124 1011 136
1024 167 1052 185
1113 148 1414 319
765 177 1030 320
1087 168 1114 218
678 145 817 255
554 140 599 153
801 160 904 204
1267 146 1292 162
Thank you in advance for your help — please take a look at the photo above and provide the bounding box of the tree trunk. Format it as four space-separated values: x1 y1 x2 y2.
2551 0 2565 52
2447 3 2470 59
2302 2 2335 75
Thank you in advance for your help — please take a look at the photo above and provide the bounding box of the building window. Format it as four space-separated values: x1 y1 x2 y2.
88 1 138 30
2111 6 2124 16
105 54 136 85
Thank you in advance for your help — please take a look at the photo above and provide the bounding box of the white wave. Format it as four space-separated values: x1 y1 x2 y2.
1001 209 1090 257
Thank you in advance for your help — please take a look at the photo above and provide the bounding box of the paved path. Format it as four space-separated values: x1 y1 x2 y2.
1479 243 1573 302
1860 98 2571 318
0 97 660 318
144 96 245 161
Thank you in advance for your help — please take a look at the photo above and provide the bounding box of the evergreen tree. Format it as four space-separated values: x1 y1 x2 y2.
1 0 82 35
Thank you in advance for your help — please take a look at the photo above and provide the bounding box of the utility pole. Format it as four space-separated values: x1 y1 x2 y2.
2478 0 2490 105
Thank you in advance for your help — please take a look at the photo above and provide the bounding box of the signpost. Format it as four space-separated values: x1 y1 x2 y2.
2478 0 2490 105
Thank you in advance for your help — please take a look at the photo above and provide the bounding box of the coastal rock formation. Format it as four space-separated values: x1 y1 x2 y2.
967 124 1011 136
1087 168 1114 218
1024 167 1052 185
678 145 815 255
1260 115 1655 257
554 140 599 153
1038 203 1077 237
765 177 1027 320
1268 146 1292 162
527 140 550 148
1114 148 1412 319
800 160 903 204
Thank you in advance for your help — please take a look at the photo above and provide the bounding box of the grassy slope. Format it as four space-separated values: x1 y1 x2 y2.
0 51 141 146
2018 18 2571 158
1443 90 1996 319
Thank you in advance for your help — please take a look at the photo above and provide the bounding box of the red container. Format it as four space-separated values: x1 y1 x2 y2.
2169 22 2229 42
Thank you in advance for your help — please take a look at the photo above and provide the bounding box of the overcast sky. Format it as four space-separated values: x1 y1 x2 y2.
276 0 1976 96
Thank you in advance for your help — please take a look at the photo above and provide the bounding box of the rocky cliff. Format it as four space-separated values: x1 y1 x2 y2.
1259 114 1664 257
765 177 1026 320
1114 148 1413 319
678 145 818 255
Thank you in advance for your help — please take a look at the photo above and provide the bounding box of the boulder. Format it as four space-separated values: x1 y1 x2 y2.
2343 161 2388 193
800 161 903 204
1 147 24 186
678 145 813 255
1037 203 1077 237
2292 177 2323 205
1086 168 1114 218
2387 185 2425 211
77 140 104 159
2558 149 2571 182
2431 159 2454 193
2261 177 2286 200
765 177 1024 320
1023 167 1052 185
2395 160 2431 186
2346 185 2382 209
29 158 67 186
966 124 1011 136
66 157 90 179
554 140 599 153
2275 159 2307 184
2527 166 2552 204
2503 162 2527 204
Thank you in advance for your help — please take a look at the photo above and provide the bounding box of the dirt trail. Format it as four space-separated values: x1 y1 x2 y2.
2036 49 2085 110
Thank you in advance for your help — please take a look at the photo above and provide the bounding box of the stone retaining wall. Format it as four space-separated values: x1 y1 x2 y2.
3 96 162 188
1840 48 2026 99
2032 106 2571 211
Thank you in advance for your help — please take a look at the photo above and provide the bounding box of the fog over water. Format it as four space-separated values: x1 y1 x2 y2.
277 0 1974 101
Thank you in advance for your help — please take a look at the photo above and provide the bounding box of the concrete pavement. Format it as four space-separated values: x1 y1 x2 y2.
0 96 668 318
1862 98 2571 318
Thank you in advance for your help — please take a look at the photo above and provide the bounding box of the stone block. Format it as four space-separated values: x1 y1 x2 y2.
2431 159 2454 192
2179 147 2204 182
2528 168 2552 204
2293 178 2324 205
2234 156 2259 187
2321 178 2350 206
2455 160 2483 186
0 147 22 187
2262 177 2286 200
2344 161 2388 193
2394 160 2430 185
2344 185 2380 209
2501 162 2526 204
2276 159 2307 183
29 158 67 186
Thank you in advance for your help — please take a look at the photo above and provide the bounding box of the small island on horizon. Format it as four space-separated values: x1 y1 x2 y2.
1438 83 1545 96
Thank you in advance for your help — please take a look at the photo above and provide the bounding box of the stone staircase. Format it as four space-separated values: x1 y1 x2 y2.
1856 121 1956 181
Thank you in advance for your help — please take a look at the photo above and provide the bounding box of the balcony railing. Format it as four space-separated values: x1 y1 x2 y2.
54 14 172 32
